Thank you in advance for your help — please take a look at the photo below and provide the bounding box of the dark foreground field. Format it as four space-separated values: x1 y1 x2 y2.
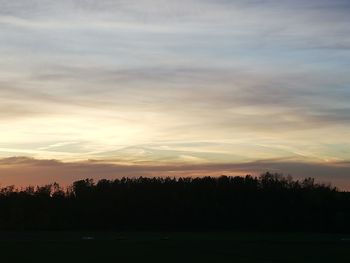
0 232 349 262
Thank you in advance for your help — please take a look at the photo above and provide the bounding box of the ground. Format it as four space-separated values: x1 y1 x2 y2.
0 232 349 262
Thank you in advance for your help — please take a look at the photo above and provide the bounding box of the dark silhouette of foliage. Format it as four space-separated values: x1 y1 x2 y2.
0 172 348 232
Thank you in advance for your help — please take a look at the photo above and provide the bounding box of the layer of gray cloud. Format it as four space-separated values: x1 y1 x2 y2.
0 1 349 169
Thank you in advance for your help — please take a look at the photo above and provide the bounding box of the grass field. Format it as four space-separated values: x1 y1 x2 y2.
0 231 349 262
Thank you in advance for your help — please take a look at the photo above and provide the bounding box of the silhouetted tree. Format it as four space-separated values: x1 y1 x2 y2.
0 172 347 232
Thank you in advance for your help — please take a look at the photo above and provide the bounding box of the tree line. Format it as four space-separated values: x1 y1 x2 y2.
0 172 349 232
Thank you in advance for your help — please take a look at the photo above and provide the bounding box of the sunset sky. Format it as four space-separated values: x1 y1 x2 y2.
1 0 350 188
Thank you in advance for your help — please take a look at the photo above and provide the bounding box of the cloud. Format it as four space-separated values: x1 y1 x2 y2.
4 65 350 129
0 0 349 186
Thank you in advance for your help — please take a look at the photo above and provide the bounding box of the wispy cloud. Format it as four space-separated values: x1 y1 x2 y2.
0 1 349 186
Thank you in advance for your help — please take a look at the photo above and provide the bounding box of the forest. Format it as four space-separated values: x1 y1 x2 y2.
0 172 348 232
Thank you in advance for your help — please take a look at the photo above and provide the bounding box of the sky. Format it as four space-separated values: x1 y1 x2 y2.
1 0 350 188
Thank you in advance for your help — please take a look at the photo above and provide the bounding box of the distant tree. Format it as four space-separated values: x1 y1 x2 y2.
0 172 347 232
